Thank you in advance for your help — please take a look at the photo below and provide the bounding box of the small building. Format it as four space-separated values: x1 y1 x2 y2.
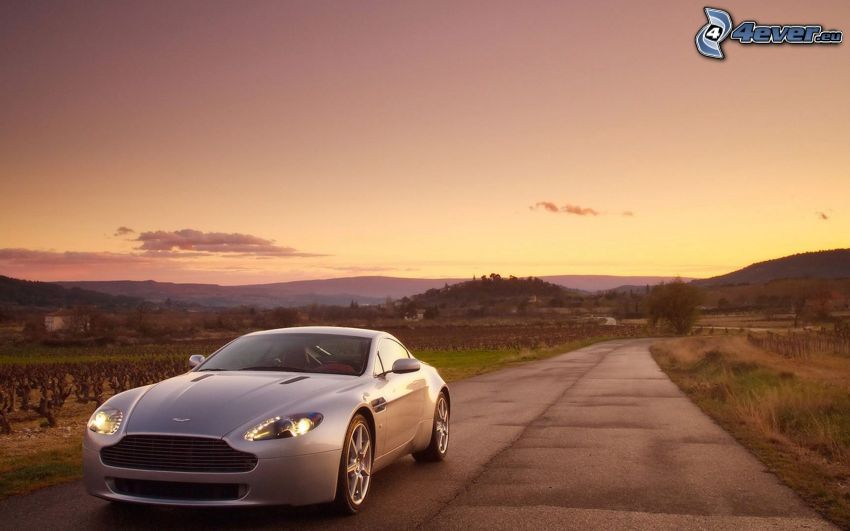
44 312 69 332
44 311 90 333
404 308 427 322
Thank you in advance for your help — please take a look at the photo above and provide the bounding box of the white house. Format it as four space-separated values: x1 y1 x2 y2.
44 311 90 333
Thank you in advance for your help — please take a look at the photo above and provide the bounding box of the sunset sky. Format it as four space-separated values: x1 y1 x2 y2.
1 1 848 284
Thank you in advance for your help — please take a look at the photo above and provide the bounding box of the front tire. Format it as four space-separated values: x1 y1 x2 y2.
333 414 373 514
413 391 449 462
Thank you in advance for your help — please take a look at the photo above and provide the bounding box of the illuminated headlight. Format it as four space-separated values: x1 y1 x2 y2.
87 408 123 435
244 413 323 441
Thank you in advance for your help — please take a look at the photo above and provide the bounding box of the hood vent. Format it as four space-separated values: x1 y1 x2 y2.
191 374 215 383
280 376 310 385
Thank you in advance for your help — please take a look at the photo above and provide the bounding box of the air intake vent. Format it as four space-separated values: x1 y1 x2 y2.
111 478 244 501
101 435 257 473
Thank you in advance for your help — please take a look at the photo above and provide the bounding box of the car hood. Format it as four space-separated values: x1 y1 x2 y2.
125 371 348 437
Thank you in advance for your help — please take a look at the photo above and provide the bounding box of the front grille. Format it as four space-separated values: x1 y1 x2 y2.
101 435 258 473
111 478 244 501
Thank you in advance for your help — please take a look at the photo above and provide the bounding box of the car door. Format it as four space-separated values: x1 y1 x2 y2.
376 338 427 453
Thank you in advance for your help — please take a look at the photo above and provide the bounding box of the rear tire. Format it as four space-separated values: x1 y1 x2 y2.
413 391 449 462
333 414 373 515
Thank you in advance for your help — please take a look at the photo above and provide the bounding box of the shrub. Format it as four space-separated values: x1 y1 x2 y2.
646 281 703 335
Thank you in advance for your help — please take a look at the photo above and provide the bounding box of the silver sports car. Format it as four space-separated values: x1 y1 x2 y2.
83 326 450 513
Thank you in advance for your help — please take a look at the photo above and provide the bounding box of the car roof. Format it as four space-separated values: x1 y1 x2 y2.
245 326 386 339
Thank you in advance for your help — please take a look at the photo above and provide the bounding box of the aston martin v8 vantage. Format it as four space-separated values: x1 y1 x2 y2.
83 327 450 513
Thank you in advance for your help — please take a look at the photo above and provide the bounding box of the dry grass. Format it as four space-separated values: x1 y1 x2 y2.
0 401 92 498
696 314 796 329
652 335 850 528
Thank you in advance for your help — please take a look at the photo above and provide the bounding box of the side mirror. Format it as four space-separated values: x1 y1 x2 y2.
188 354 206 368
391 358 420 374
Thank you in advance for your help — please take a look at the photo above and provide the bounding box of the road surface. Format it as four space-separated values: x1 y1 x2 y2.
0 339 833 530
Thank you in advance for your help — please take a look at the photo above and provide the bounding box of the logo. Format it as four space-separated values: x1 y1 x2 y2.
172 417 191 422
695 8 733 59
696 7 843 60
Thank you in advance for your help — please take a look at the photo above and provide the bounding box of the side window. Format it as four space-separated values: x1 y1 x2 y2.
376 338 409 375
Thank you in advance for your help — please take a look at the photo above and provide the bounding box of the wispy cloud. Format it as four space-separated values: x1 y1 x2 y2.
134 229 323 257
0 248 152 266
529 201 637 217
114 226 135 236
0 228 326 282
0 248 170 281
0 247 265 283
530 202 599 216
562 204 599 216
531 201 560 213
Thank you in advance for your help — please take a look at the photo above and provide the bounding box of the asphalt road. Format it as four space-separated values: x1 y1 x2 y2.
0 339 833 530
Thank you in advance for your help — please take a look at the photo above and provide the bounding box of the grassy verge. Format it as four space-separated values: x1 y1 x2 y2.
651 336 850 528
416 336 612 382
0 336 613 499
0 432 82 499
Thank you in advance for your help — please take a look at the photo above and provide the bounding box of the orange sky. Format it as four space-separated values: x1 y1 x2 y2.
1 1 848 284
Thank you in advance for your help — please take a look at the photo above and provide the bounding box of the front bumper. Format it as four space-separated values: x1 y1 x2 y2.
83 445 341 507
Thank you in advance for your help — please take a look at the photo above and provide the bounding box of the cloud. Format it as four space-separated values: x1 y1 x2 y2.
530 201 560 213
0 248 152 266
114 226 135 236
0 245 319 283
0 248 166 282
530 202 599 216
134 229 323 257
0 228 326 283
0 247 254 283
563 204 599 216
817 211 829 221
530 202 637 218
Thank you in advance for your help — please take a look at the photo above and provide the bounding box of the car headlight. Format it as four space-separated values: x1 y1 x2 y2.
244 413 323 441
87 408 124 435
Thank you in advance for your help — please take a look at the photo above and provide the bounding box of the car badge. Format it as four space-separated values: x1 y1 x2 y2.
172 417 191 422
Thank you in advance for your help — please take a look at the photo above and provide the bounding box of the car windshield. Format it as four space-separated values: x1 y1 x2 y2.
199 333 372 376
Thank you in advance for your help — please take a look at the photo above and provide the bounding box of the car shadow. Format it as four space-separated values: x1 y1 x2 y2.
93 502 345 530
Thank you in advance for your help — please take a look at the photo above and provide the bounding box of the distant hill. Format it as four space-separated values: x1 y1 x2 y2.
17 249 849 308
604 284 653 295
695 249 850 287
542 275 687 292
411 275 582 315
55 275 683 308
0 275 141 308
414 275 577 305
56 277 462 308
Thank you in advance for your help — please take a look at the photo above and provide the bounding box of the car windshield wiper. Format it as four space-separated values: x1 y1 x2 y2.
197 368 227 372
236 366 311 373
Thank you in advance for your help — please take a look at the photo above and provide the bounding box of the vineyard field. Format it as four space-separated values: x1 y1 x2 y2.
0 323 644 434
